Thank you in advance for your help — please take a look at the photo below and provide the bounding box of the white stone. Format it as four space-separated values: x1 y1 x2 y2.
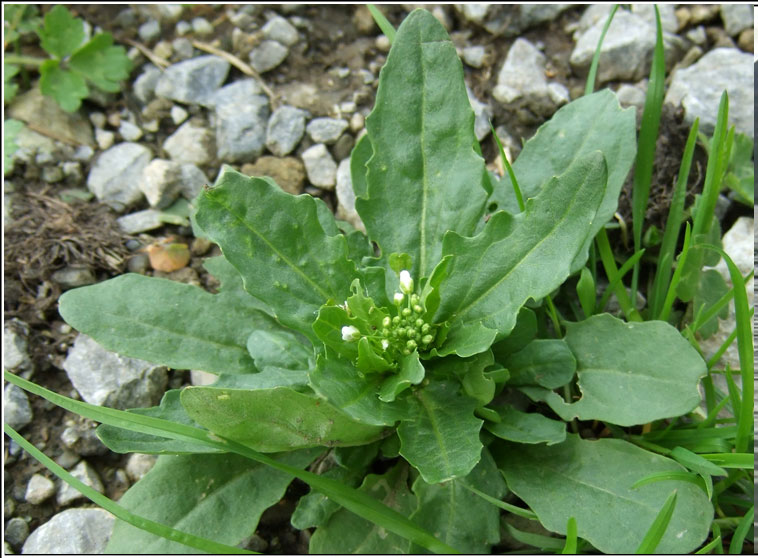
462 45 486 68
170 105 188 125
191 370 218 386
335 158 365 232
262 15 299 46
306 117 348 144
22 508 115 554
56 461 105 505
249 40 289 73
125 453 158 482
4 383 32 431
302 143 337 189
25 474 56 505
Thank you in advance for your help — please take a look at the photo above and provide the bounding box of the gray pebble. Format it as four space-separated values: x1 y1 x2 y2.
119 121 143 142
72 145 95 162
133 65 162 105
249 40 289 73
25 474 56 505
332 133 355 162
306 117 348 144
63 334 168 409
61 161 82 180
139 158 184 208
117 209 165 234
262 15 299 46
127 252 150 274
720 4 753 37
191 17 214 36
172 37 195 59
215 93 270 162
125 453 158 482
170 105 188 125
155 55 229 106
87 142 152 210
461 45 485 68
95 128 115 151
5 517 29 549
266 105 307 156
163 121 216 165
57 461 105 506
3 384 32 431
335 158 365 232
41 165 63 183
3 319 31 373
60 420 108 456
302 143 337 189
22 508 115 554
51 266 96 289
138 18 161 43
175 20 191 36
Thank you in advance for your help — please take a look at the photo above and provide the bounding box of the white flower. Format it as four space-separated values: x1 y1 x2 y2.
381 339 389 351
393 292 404 305
399 270 414 294
341 325 361 342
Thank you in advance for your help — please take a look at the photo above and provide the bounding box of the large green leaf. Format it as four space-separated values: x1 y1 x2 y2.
410 447 506 554
521 314 706 426
246 329 312 371
308 352 412 427
397 380 483 483
106 450 317 553
486 404 566 445
496 435 713 554
194 169 356 340
310 463 417 553
434 151 608 355
502 338 576 389
180 386 387 452
202 255 273 315
355 9 489 281
69 33 131 93
59 274 265 376
490 89 636 272
97 390 221 455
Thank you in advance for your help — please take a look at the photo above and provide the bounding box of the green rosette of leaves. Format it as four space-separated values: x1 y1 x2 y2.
57 9 714 554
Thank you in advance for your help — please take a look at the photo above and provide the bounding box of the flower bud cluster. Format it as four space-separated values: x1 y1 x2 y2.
383 291 436 355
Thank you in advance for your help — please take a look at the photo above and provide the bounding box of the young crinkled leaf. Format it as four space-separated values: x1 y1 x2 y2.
37 4 85 58
433 151 608 356
180 386 387 452
520 314 706 426
355 9 489 282
195 169 357 341
69 33 131 93
106 450 318 553
39 59 89 113
397 380 483 484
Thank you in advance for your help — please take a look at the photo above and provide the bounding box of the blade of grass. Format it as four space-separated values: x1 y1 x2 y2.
595 227 643 321
658 221 692 321
366 4 395 44
490 121 524 212
630 5 666 302
696 395 731 429
722 368 742 423
699 247 754 453
706 309 754 369
561 517 578 554
4 371 460 554
649 118 699 317
584 4 619 95
595 248 645 313
670 446 728 477
631 472 707 494
576 267 596 318
695 535 722 554
459 481 538 520
691 270 754 333
635 490 678 554
4 424 255 554
727 505 753 554
503 521 565 551
699 453 754 470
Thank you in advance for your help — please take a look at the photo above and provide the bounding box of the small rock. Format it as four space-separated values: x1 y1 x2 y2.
138 18 161 42
25 474 56 505
5 517 29 549
190 237 212 256
60 419 108 456
262 15 299 46
494 38 564 117
87 142 152 210
335 158 365 232
466 85 493 141
4 319 31 373
737 29 753 53
62 334 168 409
616 83 647 114
179 163 210 200
215 92 270 162
172 37 195 60
136 4 184 24
306 117 349 144
163 121 216 165
631 4 679 33
241 156 306 195
10 127 56 166
56 461 105 506
155 55 230 106
664 48 753 137
139 159 183 208
191 17 214 36
266 105 308 156
116 209 165 234
456 3 490 25
55 450 81 470
249 40 289 73
190 369 218 386
95 128 115 150
153 40 173 60
461 45 486 68
302 144 337 189
685 26 707 46
349 112 364 133
375 34 391 52
175 20 191 36
61 161 82 180
51 266 96 289
22 508 115 554
170 105 188 125
127 252 150 274
332 133 355 162
90 112 107 129
41 165 63 183
720 4 753 36
73 145 95 162
119 121 143 142
4 384 32 431
125 453 158 482
518 4 571 30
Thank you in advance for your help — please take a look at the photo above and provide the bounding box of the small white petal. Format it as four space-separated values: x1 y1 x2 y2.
381 339 389 351
341 325 360 341
399 270 414 294
394 292 404 304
